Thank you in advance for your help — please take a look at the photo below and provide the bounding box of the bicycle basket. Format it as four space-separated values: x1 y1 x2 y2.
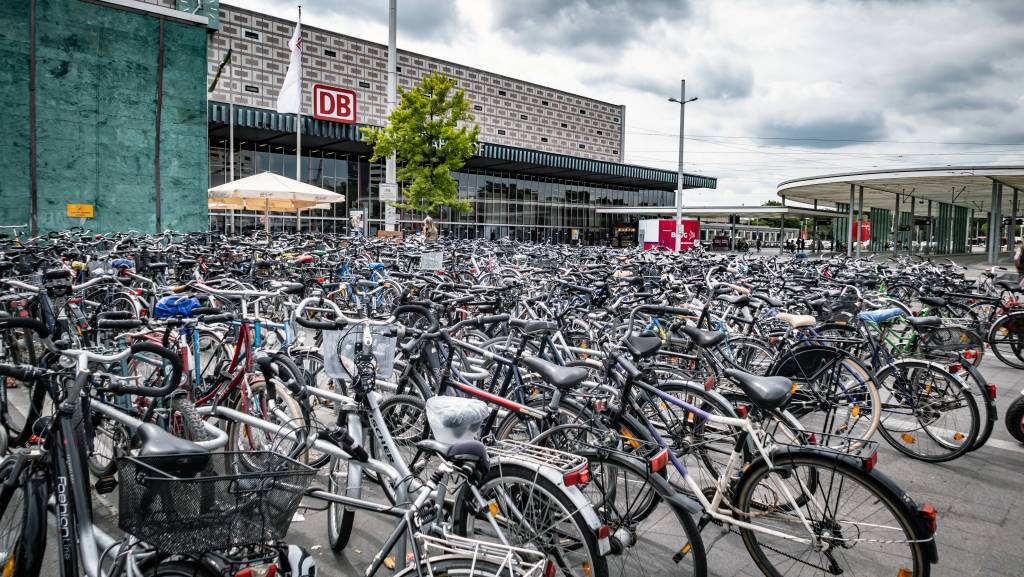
321 324 397 381
920 326 983 353
116 451 315 555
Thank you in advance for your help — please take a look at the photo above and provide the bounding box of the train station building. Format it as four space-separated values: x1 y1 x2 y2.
0 0 717 241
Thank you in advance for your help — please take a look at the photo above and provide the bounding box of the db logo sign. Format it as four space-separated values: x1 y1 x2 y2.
313 84 357 124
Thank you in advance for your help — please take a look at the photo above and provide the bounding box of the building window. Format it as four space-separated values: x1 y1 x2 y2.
396 66 402 72
612 150 619 155
244 85 259 93
578 143 586 149
520 114 528 120
497 129 506 135
560 123 568 128
473 105 483 111
244 30 259 40
580 109 587 115
498 90 507 96
541 100 549 106
324 49 336 57
613 117 620 123
358 81 371 88
541 137 549 142
596 130 603 135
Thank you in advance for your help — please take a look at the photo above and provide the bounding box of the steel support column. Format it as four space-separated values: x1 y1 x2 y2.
908 196 915 254
847 184 855 257
989 181 1002 265
1009 188 1019 255
893 193 900 254
856 186 864 257
927 200 933 255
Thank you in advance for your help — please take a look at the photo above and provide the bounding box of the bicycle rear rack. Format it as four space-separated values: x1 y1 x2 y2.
488 438 588 474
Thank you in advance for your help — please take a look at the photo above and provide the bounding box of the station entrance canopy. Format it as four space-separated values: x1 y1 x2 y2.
778 166 1024 261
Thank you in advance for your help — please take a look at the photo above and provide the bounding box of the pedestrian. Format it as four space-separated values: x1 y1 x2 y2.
756 237 762 253
423 215 439 242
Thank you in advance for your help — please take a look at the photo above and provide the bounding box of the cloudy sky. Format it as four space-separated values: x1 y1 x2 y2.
242 0 1024 206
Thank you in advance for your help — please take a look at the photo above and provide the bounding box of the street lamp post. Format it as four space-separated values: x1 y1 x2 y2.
669 81 698 252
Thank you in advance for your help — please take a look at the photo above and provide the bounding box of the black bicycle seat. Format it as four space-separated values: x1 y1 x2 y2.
724 369 793 411
906 316 942 331
134 423 210 477
675 325 726 349
625 333 662 359
416 439 490 479
522 356 588 390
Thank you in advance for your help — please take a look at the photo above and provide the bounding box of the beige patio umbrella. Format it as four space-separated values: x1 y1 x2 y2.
208 172 345 233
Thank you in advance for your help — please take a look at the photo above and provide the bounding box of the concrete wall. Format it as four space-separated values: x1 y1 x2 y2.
0 0 208 234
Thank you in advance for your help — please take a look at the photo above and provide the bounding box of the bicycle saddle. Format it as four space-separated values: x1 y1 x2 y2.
624 332 662 359
920 296 946 308
751 293 784 308
675 325 726 349
906 316 942 331
775 313 817 328
724 369 793 411
270 280 304 295
717 294 750 307
510 318 558 334
147 262 169 271
425 396 489 443
134 423 210 477
416 439 490 479
356 279 380 290
521 356 588 390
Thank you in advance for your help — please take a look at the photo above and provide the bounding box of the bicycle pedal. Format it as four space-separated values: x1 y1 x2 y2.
95 476 117 494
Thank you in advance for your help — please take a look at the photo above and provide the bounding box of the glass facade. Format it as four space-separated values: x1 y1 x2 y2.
208 140 674 243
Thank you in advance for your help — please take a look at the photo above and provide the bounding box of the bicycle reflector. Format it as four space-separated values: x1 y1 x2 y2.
918 502 938 534
986 384 997 400
544 561 557 577
649 448 669 474
563 464 590 487
864 449 878 472
235 564 277 577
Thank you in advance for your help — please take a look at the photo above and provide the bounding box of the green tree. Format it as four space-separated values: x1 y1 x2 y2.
361 72 480 216
752 200 801 229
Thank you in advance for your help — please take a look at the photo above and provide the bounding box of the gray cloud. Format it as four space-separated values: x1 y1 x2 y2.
756 113 887 148
695 61 754 100
293 0 460 41
493 0 690 59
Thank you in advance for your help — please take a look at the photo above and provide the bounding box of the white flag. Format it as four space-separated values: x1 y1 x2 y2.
276 21 302 114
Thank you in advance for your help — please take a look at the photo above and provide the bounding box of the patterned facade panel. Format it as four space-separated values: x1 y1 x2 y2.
208 3 626 162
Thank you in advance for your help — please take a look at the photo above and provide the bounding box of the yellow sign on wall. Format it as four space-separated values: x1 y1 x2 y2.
66 204 94 218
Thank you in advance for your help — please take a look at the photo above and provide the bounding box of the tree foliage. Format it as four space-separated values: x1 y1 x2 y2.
752 199 801 229
361 72 480 216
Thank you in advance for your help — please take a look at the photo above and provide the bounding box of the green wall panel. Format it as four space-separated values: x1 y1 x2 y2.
0 0 207 234
0 3 31 228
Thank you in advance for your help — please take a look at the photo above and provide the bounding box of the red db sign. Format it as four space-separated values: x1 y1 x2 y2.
313 84 357 124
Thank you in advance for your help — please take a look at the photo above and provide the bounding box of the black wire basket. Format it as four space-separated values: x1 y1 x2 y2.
920 325 983 353
117 451 315 555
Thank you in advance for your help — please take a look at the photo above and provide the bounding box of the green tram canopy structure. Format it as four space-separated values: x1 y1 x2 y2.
778 166 1024 263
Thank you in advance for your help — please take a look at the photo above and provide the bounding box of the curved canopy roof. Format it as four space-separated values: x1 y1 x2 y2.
778 166 1024 214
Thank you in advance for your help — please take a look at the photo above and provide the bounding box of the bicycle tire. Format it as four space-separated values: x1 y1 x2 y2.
531 424 708 577
736 451 931 577
1004 395 1024 444
370 394 434 505
326 454 358 552
0 457 47 577
874 360 980 462
987 313 1024 369
452 462 608 577
143 560 219 577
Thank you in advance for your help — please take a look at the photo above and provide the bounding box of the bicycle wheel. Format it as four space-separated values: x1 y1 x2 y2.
143 561 218 576
874 360 980 462
326 453 359 551
0 458 47 577
947 360 996 450
736 451 932 577
227 376 309 468
1005 395 1024 444
531 424 708 577
769 347 880 448
987 313 1024 369
369 394 437 505
453 462 608 577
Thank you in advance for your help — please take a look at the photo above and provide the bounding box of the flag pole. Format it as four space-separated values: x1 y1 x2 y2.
295 5 303 233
